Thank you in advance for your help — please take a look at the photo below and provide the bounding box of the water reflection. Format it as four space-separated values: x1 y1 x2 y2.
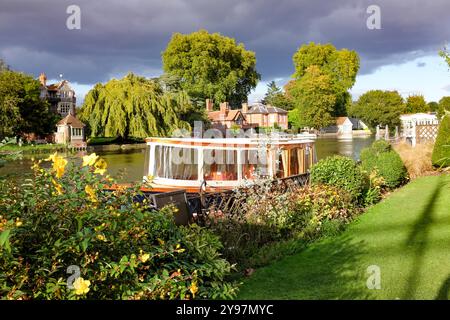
315 136 375 161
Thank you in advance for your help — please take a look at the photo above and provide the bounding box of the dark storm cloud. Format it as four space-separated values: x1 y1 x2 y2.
0 0 449 85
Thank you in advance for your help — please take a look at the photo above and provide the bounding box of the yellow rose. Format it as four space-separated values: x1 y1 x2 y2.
73 277 91 295
82 153 99 167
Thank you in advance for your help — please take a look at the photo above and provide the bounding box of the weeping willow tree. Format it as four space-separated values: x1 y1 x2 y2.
79 73 200 139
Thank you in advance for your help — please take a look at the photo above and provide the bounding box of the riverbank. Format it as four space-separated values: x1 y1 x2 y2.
237 174 450 299
0 143 69 155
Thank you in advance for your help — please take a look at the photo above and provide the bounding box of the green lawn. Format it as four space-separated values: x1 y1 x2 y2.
238 174 450 300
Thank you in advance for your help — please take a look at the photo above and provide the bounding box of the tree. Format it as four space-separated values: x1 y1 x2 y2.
162 30 260 108
349 90 405 129
261 81 293 110
288 66 336 129
440 48 450 68
405 95 429 114
438 96 450 118
292 42 360 116
428 101 439 112
79 73 199 139
0 70 56 140
432 115 450 167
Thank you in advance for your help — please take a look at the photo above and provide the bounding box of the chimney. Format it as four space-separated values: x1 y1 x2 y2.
206 99 213 112
220 102 229 117
39 73 47 87
242 102 248 113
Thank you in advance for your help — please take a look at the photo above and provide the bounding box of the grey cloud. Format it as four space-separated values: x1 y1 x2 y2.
0 0 449 86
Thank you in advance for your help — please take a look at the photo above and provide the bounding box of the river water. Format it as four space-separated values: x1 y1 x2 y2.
0 136 374 183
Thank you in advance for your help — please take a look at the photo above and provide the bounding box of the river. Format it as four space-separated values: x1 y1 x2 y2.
0 136 374 183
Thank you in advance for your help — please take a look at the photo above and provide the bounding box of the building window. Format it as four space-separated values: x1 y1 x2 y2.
71 128 82 137
58 103 71 115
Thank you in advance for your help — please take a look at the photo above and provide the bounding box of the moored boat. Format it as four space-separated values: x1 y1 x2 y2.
142 133 317 194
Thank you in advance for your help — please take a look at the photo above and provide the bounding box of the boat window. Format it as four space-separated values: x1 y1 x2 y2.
241 149 269 180
203 149 238 181
154 146 198 180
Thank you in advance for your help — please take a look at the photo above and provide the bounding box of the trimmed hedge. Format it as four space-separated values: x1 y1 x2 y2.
361 140 408 189
432 115 450 167
310 155 368 202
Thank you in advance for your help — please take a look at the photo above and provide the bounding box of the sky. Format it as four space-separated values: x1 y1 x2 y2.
0 0 449 105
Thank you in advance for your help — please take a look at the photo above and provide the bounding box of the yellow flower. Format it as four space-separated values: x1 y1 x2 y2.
82 153 99 167
85 185 98 203
96 234 107 242
45 152 58 162
15 220 23 227
46 152 68 178
190 281 198 298
93 158 107 175
73 277 91 295
52 179 64 195
139 253 150 263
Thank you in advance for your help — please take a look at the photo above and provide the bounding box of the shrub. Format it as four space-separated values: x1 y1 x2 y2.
432 115 450 167
0 153 237 300
207 183 357 268
393 142 434 179
361 141 408 189
310 155 369 201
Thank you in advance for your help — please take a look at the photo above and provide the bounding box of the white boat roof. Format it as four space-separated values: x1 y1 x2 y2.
146 133 316 147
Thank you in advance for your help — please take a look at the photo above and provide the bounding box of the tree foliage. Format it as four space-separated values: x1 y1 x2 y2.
79 73 200 139
162 30 260 108
349 90 405 129
287 66 336 129
438 96 450 118
432 115 450 167
292 42 360 117
440 48 450 69
405 94 429 114
428 101 439 113
261 81 293 110
0 70 56 139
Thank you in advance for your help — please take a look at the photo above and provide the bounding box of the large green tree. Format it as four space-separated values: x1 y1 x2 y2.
405 94 429 114
349 90 405 129
79 73 199 139
0 70 56 139
438 96 450 118
162 30 260 108
292 42 360 117
288 66 336 129
261 81 293 110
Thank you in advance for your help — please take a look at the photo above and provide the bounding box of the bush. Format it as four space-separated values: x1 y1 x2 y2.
361 140 408 189
0 153 237 300
310 155 369 202
207 183 357 268
432 115 450 167
394 142 434 179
